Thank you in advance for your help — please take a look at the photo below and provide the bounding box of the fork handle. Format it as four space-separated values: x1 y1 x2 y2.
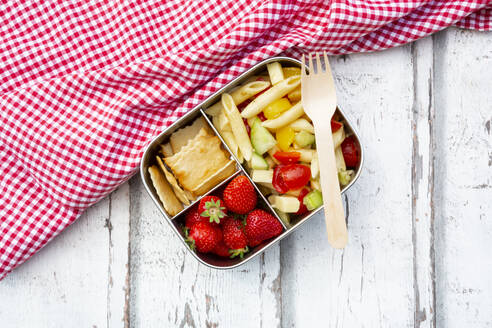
313 120 348 249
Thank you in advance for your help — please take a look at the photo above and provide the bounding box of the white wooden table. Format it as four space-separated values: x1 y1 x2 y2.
1 28 491 328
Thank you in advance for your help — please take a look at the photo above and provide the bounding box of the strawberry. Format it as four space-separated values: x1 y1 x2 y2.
245 209 283 243
185 206 218 228
223 176 257 214
185 222 222 253
212 240 231 258
247 236 262 248
222 218 249 258
198 195 227 224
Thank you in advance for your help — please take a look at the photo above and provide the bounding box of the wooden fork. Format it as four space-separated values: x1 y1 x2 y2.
301 52 348 249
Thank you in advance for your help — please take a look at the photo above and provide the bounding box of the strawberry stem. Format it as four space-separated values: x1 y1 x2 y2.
200 199 226 224
229 246 249 259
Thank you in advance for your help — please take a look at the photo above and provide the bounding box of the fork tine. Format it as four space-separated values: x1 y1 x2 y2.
315 52 321 73
323 51 333 77
308 53 314 75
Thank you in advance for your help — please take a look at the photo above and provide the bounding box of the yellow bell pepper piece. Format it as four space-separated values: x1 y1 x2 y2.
276 126 295 151
263 98 292 120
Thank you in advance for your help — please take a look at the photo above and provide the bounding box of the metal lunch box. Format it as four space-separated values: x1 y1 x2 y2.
140 56 364 269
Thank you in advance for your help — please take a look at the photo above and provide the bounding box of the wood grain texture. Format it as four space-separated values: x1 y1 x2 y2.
0 186 131 328
281 45 415 327
411 37 436 328
0 196 111 327
128 177 281 328
1 28 492 328
433 28 492 328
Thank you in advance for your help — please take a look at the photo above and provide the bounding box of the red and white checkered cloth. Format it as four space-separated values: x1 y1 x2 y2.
1 1 491 280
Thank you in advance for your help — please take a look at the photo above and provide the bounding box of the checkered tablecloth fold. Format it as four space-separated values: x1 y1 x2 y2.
1 0 491 279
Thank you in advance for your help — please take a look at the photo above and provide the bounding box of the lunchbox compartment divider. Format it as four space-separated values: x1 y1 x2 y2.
199 109 288 230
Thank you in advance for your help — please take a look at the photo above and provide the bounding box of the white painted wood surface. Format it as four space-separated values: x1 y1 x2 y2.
0 28 491 328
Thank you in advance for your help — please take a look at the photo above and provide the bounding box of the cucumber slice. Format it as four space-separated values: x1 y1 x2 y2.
251 118 277 155
332 127 345 149
294 130 315 148
274 209 291 227
338 169 355 187
251 152 269 170
303 190 323 211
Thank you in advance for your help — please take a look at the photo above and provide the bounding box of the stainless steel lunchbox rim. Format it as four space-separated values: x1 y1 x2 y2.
140 56 364 270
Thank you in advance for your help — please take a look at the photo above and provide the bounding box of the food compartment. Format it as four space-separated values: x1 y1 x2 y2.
201 58 363 229
141 109 241 221
171 172 286 268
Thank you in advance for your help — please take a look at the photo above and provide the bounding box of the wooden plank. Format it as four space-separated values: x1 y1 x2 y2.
108 183 132 328
0 184 131 328
0 196 111 327
281 46 416 327
433 28 492 328
128 176 281 328
411 37 436 328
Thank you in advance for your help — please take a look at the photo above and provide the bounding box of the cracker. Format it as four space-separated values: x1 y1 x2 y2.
165 128 231 192
191 160 236 196
170 117 213 153
160 143 173 157
148 165 183 216
156 156 190 206
183 190 196 202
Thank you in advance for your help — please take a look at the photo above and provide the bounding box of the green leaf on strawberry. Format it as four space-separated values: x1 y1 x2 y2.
198 196 227 224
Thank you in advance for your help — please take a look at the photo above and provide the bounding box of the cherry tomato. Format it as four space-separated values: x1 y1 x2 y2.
331 120 343 132
278 164 311 190
296 188 310 215
272 166 289 193
273 151 300 164
341 135 359 168
243 118 251 136
237 99 252 112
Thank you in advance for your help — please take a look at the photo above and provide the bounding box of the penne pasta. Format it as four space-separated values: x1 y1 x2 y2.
287 86 301 102
335 146 346 171
262 101 304 130
265 154 276 168
206 81 271 116
212 115 221 131
244 74 270 84
241 76 301 118
333 126 346 149
222 93 253 161
296 149 316 162
289 118 314 133
311 152 319 179
218 109 231 132
237 148 244 163
285 188 303 197
267 145 281 164
267 62 284 85
311 179 321 191
221 130 239 157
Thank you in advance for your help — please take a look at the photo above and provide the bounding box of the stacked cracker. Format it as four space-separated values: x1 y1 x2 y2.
148 117 236 216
